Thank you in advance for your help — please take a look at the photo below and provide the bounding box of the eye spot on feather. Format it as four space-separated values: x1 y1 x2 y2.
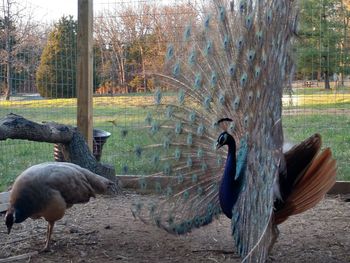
188 111 196 123
175 122 182 135
183 25 191 41
203 96 211 110
177 174 184 184
267 10 272 24
205 40 213 56
223 34 230 50
229 122 235 132
247 50 256 63
255 66 261 79
218 6 226 21
154 89 162 105
183 190 190 201
244 116 249 128
197 124 205 136
139 178 147 190
145 112 152 125
188 50 196 65
151 154 160 166
122 165 128 175
256 31 263 44
197 187 204 196
216 156 223 167
163 137 170 149
134 145 142 158
149 202 156 215
187 157 193 168
165 106 174 119
166 186 173 198
132 202 142 215
237 36 244 50
178 89 185 105
166 44 174 60
204 15 210 28
240 73 248 86
210 71 218 87
233 97 240 111
201 162 208 171
192 174 198 183
174 148 181 161
248 91 253 102
155 182 162 194
121 129 128 138
168 216 174 226
218 92 225 105
173 62 181 77
229 64 236 77
194 73 202 90
245 15 253 29
163 163 172 175
187 133 193 146
197 148 204 158
239 0 246 13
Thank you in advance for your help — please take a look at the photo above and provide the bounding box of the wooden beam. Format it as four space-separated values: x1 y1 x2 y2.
0 191 10 212
77 0 93 150
328 181 350 195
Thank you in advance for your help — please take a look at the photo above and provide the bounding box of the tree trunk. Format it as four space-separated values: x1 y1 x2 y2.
0 113 117 183
324 70 331 90
5 58 12 100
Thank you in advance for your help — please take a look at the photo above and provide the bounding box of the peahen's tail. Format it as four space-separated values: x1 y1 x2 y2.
274 135 337 225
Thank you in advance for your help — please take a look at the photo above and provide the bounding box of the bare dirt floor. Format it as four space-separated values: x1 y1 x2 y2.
0 193 349 263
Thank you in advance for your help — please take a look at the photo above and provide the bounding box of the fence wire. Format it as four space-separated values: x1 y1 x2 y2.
0 0 349 190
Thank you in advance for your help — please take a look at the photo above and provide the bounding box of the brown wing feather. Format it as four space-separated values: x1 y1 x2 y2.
274 148 337 224
41 162 115 205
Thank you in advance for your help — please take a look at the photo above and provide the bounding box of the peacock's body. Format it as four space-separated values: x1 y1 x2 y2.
117 1 336 262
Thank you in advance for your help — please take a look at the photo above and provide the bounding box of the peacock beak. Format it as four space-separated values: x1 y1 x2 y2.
215 142 223 150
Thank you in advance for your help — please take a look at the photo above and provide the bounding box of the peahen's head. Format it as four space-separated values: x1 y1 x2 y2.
4 207 15 234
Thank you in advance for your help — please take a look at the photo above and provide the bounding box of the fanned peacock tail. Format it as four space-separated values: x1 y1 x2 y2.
122 1 298 262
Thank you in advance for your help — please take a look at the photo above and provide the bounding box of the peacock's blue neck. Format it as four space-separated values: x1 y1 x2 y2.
219 140 240 219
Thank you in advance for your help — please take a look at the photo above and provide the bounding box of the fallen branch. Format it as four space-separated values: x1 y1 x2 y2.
192 249 237 255
0 113 116 183
0 251 38 263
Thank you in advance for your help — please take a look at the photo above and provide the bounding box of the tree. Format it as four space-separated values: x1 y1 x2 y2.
93 2 197 92
297 0 348 89
0 0 36 99
36 16 77 98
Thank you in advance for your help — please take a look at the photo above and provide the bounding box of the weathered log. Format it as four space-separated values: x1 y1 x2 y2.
0 113 116 183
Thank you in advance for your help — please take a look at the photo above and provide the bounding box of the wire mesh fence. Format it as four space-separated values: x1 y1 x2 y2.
0 0 349 190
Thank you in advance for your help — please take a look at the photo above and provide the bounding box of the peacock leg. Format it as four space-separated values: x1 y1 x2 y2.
268 224 280 255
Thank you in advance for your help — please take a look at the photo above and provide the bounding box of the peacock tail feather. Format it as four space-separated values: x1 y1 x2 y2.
119 1 298 262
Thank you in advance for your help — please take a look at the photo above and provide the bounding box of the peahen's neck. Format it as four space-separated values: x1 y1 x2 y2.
219 138 240 219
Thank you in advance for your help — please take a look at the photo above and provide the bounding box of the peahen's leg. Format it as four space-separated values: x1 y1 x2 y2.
41 221 55 253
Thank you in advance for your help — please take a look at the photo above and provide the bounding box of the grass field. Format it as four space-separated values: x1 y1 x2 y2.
0 90 349 191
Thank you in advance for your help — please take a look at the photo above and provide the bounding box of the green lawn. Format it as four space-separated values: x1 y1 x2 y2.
0 93 349 191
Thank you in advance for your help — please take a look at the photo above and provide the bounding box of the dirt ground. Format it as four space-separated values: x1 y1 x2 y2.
0 194 349 263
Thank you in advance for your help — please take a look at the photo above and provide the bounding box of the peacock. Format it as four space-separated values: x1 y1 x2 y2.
116 1 337 262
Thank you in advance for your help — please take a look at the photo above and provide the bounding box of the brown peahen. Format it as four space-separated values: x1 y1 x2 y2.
118 1 337 262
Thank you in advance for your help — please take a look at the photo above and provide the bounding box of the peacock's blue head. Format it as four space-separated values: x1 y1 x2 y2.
215 118 236 150
216 131 234 149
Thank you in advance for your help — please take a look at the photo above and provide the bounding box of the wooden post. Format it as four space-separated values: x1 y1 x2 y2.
77 0 93 150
